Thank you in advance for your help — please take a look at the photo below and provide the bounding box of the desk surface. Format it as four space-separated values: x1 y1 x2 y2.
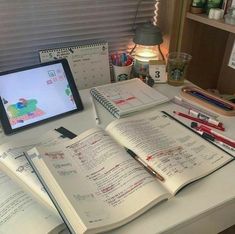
1 83 235 234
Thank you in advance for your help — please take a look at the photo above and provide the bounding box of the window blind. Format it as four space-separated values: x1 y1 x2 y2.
0 0 155 71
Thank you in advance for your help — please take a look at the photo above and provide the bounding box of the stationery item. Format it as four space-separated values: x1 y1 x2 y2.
55 126 77 139
181 86 235 116
111 52 133 66
149 60 167 83
172 95 219 119
90 96 100 125
190 91 232 110
166 52 192 86
0 59 84 135
173 111 225 131
90 78 169 118
111 53 133 82
188 109 222 127
197 124 235 148
126 148 165 181
39 41 111 89
0 129 72 212
191 122 235 151
0 170 65 234
217 141 235 151
26 110 233 234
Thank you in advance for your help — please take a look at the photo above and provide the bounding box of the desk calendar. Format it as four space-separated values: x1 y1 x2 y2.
149 60 167 83
39 42 111 90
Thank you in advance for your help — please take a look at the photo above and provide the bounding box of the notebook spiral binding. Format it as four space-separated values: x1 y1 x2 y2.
39 41 107 54
90 88 120 118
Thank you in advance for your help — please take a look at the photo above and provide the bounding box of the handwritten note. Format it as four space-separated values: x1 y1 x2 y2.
0 130 69 208
106 111 231 193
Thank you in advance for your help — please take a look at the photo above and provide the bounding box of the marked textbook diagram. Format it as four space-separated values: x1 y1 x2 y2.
90 78 169 118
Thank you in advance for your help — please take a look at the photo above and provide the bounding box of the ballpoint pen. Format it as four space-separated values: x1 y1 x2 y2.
90 96 100 125
189 91 233 111
191 122 235 151
172 96 218 119
188 109 222 127
173 111 225 131
197 125 235 148
125 148 165 182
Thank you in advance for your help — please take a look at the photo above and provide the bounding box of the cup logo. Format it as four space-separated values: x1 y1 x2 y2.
170 68 183 81
117 74 128 81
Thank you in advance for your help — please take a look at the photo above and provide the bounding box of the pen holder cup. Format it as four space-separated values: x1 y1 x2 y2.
112 63 133 82
166 52 192 86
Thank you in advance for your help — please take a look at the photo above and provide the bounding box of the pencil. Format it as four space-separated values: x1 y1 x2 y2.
90 96 100 125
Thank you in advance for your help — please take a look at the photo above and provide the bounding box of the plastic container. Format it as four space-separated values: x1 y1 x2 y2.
166 52 192 86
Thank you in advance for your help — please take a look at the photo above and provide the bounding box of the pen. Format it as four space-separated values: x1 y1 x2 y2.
189 91 233 111
111 53 133 66
173 111 225 131
172 96 218 119
192 127 235 151
90 96 100 125
197 125 235 148
125 148 165 182
188 109 222 127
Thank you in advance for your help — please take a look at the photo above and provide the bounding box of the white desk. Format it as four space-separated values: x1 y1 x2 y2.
1 83 235 234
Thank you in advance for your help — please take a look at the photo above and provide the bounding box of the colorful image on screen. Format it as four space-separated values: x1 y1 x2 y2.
0 63 76 129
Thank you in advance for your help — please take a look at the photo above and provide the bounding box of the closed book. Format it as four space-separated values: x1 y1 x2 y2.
90 78 169 118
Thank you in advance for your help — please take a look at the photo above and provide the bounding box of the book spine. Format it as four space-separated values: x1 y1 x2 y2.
90 88 120 118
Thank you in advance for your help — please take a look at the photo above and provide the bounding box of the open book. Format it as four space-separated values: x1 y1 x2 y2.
26 110 233 234
0 130 70 212
0 130 73 233
0 169 67 234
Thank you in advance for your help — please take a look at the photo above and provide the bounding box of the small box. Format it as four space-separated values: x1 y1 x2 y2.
149 60 167 83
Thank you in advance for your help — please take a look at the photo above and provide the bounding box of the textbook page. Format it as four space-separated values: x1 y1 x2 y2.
28 128 170 234
0 170 64 234
106 110 233 195
0 130 69 210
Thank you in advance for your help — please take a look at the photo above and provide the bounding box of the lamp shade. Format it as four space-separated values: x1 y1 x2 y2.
133 23 163 46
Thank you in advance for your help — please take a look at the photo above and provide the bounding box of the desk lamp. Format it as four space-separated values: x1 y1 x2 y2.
132 23 163 77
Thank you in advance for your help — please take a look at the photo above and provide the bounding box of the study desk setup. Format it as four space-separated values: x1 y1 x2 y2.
0 75 235 234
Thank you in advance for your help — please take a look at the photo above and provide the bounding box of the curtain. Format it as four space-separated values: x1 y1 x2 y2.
0 0 156 71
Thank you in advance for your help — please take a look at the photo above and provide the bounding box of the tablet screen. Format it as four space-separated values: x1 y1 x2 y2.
0 59 83 134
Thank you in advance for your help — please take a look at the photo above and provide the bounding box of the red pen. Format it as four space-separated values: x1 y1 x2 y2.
173 111 225 131
198 125 235 148
188 109 222 127
192 126 235 151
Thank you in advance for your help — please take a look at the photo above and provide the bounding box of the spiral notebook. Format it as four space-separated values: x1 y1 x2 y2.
39 41 111 90
90 78 169 118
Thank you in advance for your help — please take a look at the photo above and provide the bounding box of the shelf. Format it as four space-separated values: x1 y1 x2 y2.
186 12 235 34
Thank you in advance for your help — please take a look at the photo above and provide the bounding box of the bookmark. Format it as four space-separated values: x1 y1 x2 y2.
55 127 77 139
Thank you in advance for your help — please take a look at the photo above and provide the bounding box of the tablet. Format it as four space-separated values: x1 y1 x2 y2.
0 59 84 135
